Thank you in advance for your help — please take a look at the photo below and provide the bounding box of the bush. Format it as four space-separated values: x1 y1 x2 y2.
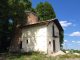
77 51 80 53
62 50 66 53
74 50 78 53
74 50 80 53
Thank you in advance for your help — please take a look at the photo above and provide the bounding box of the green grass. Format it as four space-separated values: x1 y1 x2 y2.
0 52 57 60
59 54 80 59
0 52 80 60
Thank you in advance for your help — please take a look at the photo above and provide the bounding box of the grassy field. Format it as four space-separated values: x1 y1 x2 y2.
0 52 80 60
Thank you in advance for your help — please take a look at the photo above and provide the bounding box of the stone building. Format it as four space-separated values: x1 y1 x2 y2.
9 11 63 55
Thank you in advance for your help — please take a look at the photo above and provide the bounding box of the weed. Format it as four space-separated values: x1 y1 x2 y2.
0 52 80 60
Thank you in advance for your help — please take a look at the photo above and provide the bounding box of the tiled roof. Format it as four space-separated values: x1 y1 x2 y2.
21 18 64 31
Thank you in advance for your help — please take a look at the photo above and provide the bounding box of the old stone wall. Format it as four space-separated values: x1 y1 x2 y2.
9 11 39 52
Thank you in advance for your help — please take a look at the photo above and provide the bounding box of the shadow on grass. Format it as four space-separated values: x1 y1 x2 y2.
0 52 35 60
7 52 47 60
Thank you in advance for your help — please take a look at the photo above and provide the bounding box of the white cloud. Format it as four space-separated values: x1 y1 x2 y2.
73 24 77 26
77 41 80 44
73 24 76 26
78 44 80 46
69 44 71 46
64 40 68 42
64 34 68 35
70 19 75 21
69 32 80 36
62 43 66 45
60 21 72 27
72 41 80 44
72 41 75 42
72 41 80 46
72 41 76 43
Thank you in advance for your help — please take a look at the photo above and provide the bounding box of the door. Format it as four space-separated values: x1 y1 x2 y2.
53 40 55 52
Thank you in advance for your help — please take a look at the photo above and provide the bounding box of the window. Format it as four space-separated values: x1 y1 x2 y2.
20 41 22 49
27 40 28 44
52 25 58 37
52 25 54 36
49 41 51 44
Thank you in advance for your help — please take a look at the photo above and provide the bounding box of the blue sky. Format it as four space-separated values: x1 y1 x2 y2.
30 0 80 50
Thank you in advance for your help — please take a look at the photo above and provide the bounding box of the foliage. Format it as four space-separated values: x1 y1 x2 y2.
59 31 64 47
25 7 36 13
74 50 80 53
62 49 66 53
0 0 32 52
35 1 56 22
0 0 12 52
44 1 56 20
35 2 44 21
8 0 28 26
0 21 13 52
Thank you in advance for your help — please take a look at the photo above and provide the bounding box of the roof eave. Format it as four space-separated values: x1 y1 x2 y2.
52 19 64 31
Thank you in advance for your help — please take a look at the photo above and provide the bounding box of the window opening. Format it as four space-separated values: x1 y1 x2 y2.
20 41 22 49
27 40 28 44
49 41 51 44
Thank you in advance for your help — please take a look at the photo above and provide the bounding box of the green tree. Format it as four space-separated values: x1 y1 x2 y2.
24 0 35 13
44 1 56 20
0 0 11 52
25 7 36 13
35 2 44 21
35 1 56 22
59 31 64 47
0 0 32 52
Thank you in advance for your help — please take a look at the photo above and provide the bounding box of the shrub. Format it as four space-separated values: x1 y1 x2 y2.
74 50 80 53
62 49 66 53
77 51 80 53
74 50 78 53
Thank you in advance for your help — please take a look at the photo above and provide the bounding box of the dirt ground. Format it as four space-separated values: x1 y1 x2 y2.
0 55 16 60
66 58 80 60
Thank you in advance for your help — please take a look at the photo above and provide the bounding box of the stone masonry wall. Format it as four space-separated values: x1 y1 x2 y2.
9 11 39 52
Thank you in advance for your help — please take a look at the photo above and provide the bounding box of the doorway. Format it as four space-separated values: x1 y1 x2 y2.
53 40 55 52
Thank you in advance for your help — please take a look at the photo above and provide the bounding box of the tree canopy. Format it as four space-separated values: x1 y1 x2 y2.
59 31 64 47
0 0 32 52
35 1 56 22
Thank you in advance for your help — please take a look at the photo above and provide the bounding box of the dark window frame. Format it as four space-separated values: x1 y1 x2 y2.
49 41 51 44
52 25 54 37
20 41 22 49
27 40 28 44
